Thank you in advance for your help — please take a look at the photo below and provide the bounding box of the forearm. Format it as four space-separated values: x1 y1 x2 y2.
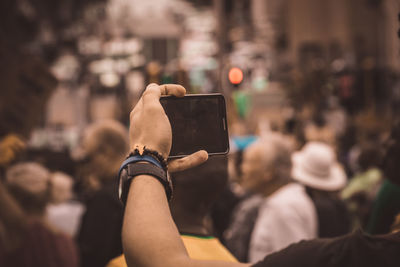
122 175 188 267
122 175 250 267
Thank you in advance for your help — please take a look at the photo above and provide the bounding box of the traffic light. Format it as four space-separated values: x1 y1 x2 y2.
228 67 243 85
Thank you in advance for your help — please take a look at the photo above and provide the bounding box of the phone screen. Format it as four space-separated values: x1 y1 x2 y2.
160 94 229 158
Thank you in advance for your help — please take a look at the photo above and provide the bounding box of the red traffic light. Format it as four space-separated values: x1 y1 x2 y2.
228 67 243 85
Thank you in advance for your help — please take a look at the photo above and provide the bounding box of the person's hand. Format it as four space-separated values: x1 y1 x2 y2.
129 83 208 172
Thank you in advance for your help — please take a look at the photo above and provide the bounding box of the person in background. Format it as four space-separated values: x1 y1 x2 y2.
46 171 85 238
1 162 78 267
291 141 350 237
0 180 27 258
227 133 317 262
391 214 400 233
366 121 400 234
215 136 260 261
341 144 383 230
107 156 237 267
223 190 263 262
304 110 336 147
0 134 25 175
170 155 236 261
223 145 263 263
76 120 128 267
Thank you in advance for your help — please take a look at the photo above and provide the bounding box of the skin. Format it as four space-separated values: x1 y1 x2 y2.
240 145 272 192
241 143 289 197
123 83 250 267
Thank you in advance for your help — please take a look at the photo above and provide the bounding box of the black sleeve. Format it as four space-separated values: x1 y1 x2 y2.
251 231 400 267
250 236 349 267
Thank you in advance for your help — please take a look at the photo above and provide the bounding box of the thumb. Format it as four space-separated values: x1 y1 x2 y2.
168 150 208 173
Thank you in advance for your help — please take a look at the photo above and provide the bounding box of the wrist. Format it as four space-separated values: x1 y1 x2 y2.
130 144 170 160
128 146 168 170
118 151 172 206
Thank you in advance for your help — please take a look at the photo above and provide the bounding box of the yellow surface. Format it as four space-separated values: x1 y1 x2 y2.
107 235 237 267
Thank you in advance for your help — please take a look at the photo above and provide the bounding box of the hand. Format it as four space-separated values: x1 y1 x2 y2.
129 83 208 172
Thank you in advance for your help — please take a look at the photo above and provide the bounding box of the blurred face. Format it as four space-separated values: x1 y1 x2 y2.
240 145 272 193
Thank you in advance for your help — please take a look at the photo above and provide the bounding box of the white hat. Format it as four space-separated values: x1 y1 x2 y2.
291 142 347 191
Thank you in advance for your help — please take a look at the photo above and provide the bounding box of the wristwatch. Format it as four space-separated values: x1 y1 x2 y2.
118 162 172 206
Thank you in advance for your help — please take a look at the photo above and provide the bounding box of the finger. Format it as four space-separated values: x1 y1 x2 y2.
142 84 186 105
160 84 186 97
135 84 186 113
168 150 208 173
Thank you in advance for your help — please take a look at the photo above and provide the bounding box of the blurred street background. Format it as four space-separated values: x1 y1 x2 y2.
1 0 400 177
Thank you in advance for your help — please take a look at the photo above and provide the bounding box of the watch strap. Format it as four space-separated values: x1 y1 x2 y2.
119 162 172 206
119 155 163 175
127 162 167 181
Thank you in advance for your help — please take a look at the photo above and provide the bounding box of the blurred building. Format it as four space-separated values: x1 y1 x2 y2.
1 0 399 155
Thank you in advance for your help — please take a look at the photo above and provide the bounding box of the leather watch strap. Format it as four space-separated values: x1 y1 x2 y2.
119 162 172 206
127 162 167 181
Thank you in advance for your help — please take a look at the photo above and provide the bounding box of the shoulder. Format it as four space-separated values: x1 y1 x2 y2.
261 184 314 214
251 231 400 267
251 234 348 267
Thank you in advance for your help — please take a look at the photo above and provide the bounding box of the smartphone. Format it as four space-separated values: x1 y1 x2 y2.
160 94 229 159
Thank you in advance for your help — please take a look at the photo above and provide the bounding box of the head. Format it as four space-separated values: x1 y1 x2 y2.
240 133 293 194
77 120 129 183
50 172 74 204
171 156 228 221
291 141 347 192
358 144 383 171
312 112 326 128
5 162 51 216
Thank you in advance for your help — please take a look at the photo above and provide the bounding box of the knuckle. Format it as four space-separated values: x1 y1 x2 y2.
146 83 159 90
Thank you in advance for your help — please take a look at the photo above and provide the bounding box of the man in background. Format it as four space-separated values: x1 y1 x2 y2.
226 133 317 262
76 120 128 267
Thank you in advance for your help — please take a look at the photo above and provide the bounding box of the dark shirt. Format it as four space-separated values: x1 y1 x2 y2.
78 180 124 267
306 188 350 238
367 179 400 235
211 186 242 241
252 230 400 267
0 221 78 267
224 194 263 262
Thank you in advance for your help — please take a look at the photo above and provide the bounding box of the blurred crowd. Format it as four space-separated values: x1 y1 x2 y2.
0 100 399 266
1 1 400 266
